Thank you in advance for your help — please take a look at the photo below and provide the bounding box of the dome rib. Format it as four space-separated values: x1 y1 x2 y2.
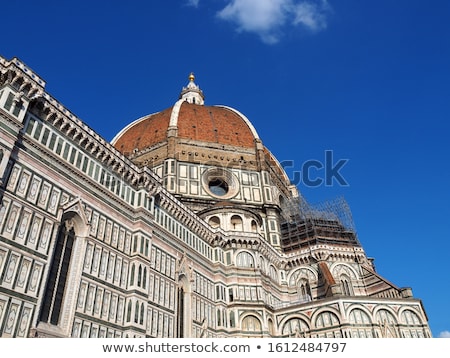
112 101 259 154
111 107 172 154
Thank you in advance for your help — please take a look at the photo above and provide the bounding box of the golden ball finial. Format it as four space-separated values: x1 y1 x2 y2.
189 72 195 82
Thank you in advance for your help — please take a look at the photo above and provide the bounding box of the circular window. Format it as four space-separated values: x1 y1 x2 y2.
202 167 239 199
208 178 229 196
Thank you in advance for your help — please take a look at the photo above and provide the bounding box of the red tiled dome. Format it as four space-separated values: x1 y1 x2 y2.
112 101 259 154
113 107 172 155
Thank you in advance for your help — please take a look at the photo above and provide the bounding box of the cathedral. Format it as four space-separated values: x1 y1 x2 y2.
0 55 431 338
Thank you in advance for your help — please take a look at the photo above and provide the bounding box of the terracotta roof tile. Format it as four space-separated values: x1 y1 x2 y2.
113 107 172 154
113 102 256 154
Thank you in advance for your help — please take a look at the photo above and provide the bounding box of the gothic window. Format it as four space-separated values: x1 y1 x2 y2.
230 310 235 327
134 301 139 323
298 278 312 301
127 301 132 322
138 265 142 286
177 286 184 337
133 236 138 252
251 220 258 232
217 309 221 327
39 221 75 326
145 239 150 256
143 267 147 289
222 308 227 327
140 303 144 325
340 275 353 296
130 264 135 286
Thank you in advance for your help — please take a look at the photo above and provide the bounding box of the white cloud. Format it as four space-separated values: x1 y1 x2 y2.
186 0 200 8
216 0 331 44
292 0 330 32
438 330 450 338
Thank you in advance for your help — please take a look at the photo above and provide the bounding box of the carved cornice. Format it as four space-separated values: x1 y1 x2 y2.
0 57 45 100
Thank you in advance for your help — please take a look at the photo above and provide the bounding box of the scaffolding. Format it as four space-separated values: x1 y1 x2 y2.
280 195 359 253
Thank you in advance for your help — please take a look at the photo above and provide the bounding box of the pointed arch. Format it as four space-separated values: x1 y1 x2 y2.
37 210 88 334
177 273 192 338
298 278 312 302
340 274 353 296
39 220 76 325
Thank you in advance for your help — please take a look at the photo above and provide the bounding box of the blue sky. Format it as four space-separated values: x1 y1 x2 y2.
2 0 449 338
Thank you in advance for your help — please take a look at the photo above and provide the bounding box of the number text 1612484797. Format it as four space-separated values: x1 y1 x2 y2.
267 342 347 353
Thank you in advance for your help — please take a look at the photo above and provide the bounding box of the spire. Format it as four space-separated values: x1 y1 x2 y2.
179 72 205 105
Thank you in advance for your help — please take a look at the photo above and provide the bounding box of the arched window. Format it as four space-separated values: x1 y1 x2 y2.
208 216 220 229
39 220 76 325
258 256 265 272
242 315 262 332
133 236 138 253
230 215 243 230
401 310 421 325
143 267 147 289
349 308 371 325
376 309 398 338
230 311 235 327
269 265 278 282
222 308 227 327
315 311 341 337
298 278 312 301
134 301 139 323
348 308 372 337
340 274 353 296
177 286 184 337
376 309 396 325
140 303 145 325
268 318 275 336
130 264 135 286
236 251 254 268
145 239 149 256
251 220 258 232
138 265 142 287
400 310 425 338
127 301 132 322
282 317 309 337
